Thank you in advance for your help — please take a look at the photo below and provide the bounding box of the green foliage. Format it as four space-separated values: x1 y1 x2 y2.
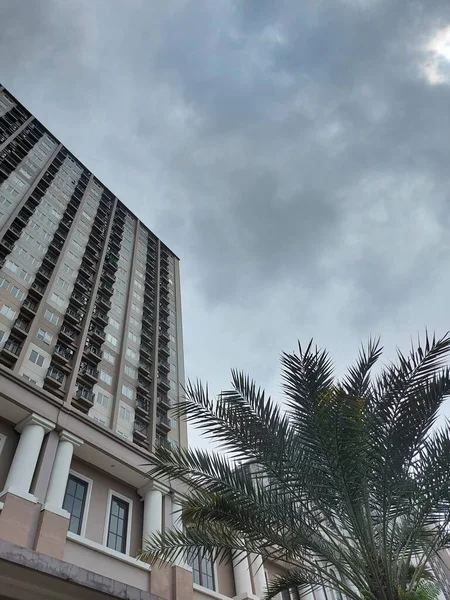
139 333 450 600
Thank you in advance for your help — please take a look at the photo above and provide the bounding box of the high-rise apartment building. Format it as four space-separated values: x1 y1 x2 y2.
0 84 294 600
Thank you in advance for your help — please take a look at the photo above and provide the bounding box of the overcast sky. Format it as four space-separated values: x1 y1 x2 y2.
2 0 450 446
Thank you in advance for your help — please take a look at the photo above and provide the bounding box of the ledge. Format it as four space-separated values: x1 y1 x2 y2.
67 532 151 571
193 582 234 600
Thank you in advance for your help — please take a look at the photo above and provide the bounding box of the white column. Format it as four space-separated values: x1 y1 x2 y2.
172 496 189 567
1 413 54 501
233 551 253 597
250 553 266 598
44 430 83 514
142 487 163 547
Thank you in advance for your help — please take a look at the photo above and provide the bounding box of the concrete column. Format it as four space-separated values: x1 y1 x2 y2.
44 430 83 513
171 496 187 567
1 413 54 501
233 551 253 597
250 553 266 598
143 487 163 547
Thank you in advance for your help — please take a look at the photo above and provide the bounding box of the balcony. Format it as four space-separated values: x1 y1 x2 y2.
43 252 58 269
59 324 76 344
159 329 170 344
141 327 153 343
0 238 14 254
133 419 148 448
99 281 114 296
137 378 151 394
12 317 30 336
73 386 95 412
79 264 94 281
70 291 88 309
84 344 102 363
106 247 119 262
74 278 91 295
45 365 66 387
158 345 170 358
155 434 170 450
28 281 45 299
139 359 152 374
9 224 22 239
156 412 171 433
101 267 116 285
79 362 98 384
1 338 22 361
157 376 170 392
96 294 111 312
159 303 170 319
140 343 152 360
157 394 171 410
104 254 118 270
158 360 170 374
36 266 52 282
92 309 108 327
53 344 73 364
88 325 106 343
136 396 150 420
65 307 83 327
21 298 38 317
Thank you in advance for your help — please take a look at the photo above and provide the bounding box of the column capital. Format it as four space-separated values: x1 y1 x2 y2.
138 479 169 497
59 430 83 447
15 413 55 434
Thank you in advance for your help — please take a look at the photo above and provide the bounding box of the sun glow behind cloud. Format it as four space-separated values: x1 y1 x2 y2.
423 25 450 84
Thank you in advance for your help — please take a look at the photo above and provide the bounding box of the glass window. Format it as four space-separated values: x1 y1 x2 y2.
10 286 25 300
128 331 138 343
109 317 120 329
188 551 215 590
103 350 115 364
37 328 53 345
57 277 70 291
126 347 137 360
4 259 19 273
29 349 45 366
124 364 136 378
121 385 134 400
100 370 113 385
96 392 109 408
51 292 65 307
106 496 129 553
0 277 10 290
63 474 88 535
106 333 118 347
119 405 131 420
0 304 16 320
44 309 59 325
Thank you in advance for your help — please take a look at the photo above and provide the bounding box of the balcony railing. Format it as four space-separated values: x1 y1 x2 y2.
46 365 65 385
3 339 21 356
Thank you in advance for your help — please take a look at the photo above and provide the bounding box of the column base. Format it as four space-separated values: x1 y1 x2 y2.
34 507 70 560
0 486 38 503
233 594 260 600
149 561 173 599
173 563 193 600
0 491 40 548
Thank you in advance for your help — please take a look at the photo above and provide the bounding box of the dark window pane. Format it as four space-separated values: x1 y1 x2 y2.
63 475 88 535
187 551 215 591
107 497 129 554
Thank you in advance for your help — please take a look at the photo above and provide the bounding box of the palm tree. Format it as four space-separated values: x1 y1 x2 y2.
139 333 450 600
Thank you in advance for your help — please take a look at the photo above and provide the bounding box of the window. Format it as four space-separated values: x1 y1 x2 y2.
119 405 131 420
106 333 118 347
19 269 33 283
3 184 19 197
82 210 92 221
37 328 53 345
0 277 10 290
109 317 120 329
131 302 140 313
44 309 59 325
134 280 143 290
128 331 138 343
103 350 115 364
126 347 137 361
29 349 45 367
96 392 109 408
10 286 25 300
11 175 25 188
124 364 136 378
121 385 134 400
132 290 142 302
57 277 70 291
51 292 65 307
0 304 16 320
4 259 19 273
0 195 11 207
100 370 113 385
188 551 215 590
62 263 75 276
0 330 7 345
106 495 130 554
63 474 88 535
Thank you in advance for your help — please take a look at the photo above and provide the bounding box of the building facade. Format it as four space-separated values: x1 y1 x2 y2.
0 84 289 600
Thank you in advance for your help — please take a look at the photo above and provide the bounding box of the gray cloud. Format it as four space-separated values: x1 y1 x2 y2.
2 0 450 445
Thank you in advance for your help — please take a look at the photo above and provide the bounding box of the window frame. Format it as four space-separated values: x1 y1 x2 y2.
63 470 93 538
102 489 133 555
189 550 216 591
29 349 45 367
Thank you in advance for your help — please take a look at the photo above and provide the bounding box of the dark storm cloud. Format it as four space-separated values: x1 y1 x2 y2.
2 0 450 427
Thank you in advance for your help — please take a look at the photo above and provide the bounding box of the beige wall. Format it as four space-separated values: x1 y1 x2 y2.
70 458 143 557
0 419 18 490
216 555 236 598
